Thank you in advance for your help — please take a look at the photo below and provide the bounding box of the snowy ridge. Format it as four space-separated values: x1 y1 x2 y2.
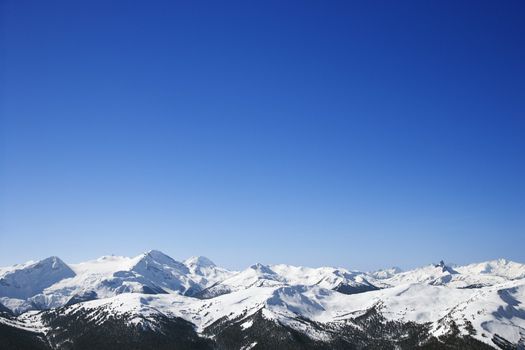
456 259 525 280
195 263 378 299
1 252 525 348
368 260 519 289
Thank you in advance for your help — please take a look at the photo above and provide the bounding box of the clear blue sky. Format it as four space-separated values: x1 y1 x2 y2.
1 1 524 271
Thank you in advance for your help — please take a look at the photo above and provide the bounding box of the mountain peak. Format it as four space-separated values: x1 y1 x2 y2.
185 256 216 268
435 260 457 274
138 250 182 266
30 256 72 272
145 249 171 259
369 266 403 279
39 256 69 270
133 250 189 276
0 256 75 299
391 266 403 273
249 263 275 275
496 258 509 265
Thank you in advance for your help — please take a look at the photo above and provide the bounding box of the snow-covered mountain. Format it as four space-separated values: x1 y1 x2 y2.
1 252 524 350
0 250 234 314
457 258 525 280
0 257 75 300
183 255 234 292
195 263 378 299
369 260 523 289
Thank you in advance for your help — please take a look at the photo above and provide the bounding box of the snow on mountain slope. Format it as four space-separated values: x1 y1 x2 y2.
436 281 525 344
21 286 278 333
304 280 525 345
251 283 475 328
0 298 34 315
0 260 38 278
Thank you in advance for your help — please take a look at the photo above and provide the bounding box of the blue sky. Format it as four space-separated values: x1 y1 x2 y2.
1 1 524 270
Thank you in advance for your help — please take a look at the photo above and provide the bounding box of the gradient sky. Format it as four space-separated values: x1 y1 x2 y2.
1 1 524 271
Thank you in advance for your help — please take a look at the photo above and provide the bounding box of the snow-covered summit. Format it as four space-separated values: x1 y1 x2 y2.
0 256 75 299
136 250 189 273
184 256 216 268
183 256 233 292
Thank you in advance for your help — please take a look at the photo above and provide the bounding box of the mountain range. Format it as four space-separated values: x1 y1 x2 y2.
1 250 524 349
